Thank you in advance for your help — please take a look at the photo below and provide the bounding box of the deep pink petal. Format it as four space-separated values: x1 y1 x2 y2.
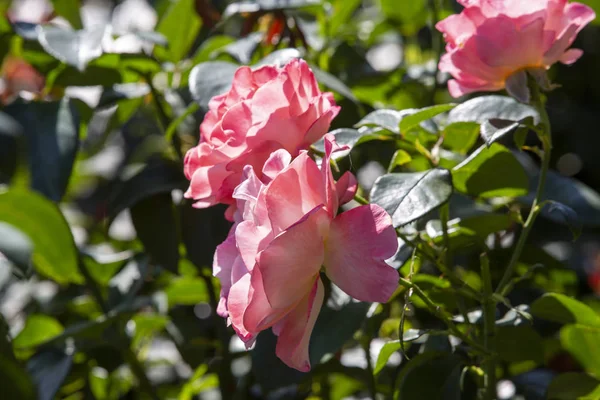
275 279 324 372
559 48 584 64
324 204 399 303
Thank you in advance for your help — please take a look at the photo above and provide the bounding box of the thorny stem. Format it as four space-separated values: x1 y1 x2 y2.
495 82 553 297
398 278 489 355
480 253 497 400
77 257 159 400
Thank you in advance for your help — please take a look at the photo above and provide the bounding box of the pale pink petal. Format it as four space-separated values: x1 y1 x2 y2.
301 105 340 148
262 149 292 182
336 171 358 205
258 206 329 310
227 273 255 341
436 13 476 47
265 152 326 233
235 220 272 271
324 204 399 303
275 279 324 372
243 264 291 332
559 48 584 64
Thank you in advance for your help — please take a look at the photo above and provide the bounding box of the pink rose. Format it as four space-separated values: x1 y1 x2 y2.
213 135 399 371
437 0 595 100
184 59 340 220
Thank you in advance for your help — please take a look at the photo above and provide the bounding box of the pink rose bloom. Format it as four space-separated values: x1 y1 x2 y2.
184 59 340 220
213 135 399 371
437 0 595 100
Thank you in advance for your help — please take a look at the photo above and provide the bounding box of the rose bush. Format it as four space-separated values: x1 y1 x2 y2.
214 135 399 371
437 0 595 101
184 59 340 220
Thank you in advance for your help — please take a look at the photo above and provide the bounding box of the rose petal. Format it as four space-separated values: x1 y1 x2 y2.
275 278 324 372
324 204 399 303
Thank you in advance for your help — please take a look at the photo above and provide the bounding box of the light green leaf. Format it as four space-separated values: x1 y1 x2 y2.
0 189 82 284
13 315 64 349
155 0 202 62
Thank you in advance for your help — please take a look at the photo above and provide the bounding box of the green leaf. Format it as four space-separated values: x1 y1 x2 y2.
165 277 209 306
329 0 362 35
388 149 412 172
0 355 35 400
191 35 236 65
130 314 169 349
495 326 544 363
108 256 147 308
373 330 426 375
370 169 453 227
547 373 600 400
395 353 463 400
356 109 413 134
561 324 600 378
443 122 480 155
5 98 80 201
37 25 105 70
189 61 239 107
531 293 600 328
27 349 73 400
155 0 202 62
255 48 301 67
13 315 64 349
399 104 456 134
452 143 528 198
50 0 83 29
0 189 82 284
130 193 180 273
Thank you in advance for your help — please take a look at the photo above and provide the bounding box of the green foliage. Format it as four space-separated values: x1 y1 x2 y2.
0 0 598 399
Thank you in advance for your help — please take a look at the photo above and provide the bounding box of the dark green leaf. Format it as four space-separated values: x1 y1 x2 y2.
495 325 544 363
544 201 583 240
13 315 64 349
81 248 132 286
130 193 180 273
189 61 239 107
98 83 151 107
480 117 535 147
180 202 231 270
223 0 322 17
310 64 359 103
452 143 528 198
443 122 480 154
399 104 455 133
370 169 453 227
28 349 73 400
108 256 147 308
0 355 35 400
547 373 600 400
517 153 600 227
0 189 82 284
107 160 187 222
531 293 600 327
561 324 600 378
155 0 202 62
252 330 307 392
395 353 463 400
6 98 80 201
0 222 33 278
310 301 370 364
53 65 122 87
447 95 540 127
37 25 105 70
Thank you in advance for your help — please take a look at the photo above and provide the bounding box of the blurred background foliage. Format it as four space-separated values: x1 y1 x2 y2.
2 0 600 399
